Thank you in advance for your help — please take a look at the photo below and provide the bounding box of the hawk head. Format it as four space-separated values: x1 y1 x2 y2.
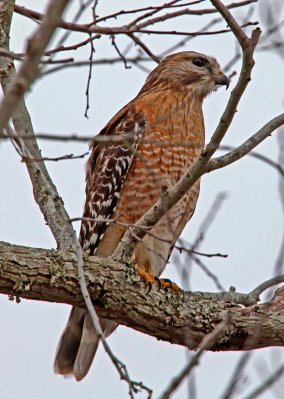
141 51 229 98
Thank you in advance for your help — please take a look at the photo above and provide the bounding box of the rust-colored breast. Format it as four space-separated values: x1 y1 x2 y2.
113 91 205 225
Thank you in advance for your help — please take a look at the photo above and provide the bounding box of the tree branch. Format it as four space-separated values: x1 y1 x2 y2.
207 113 284 172
1 241 284 352
13 1 257 35
0 0 74 251
158 316 232 399
242 364 284 399
0 0 70 135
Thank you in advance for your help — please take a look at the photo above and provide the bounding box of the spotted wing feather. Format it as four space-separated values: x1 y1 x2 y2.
79 105 147 254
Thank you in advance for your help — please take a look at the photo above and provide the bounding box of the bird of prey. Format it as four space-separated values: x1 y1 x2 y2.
54 50 229 381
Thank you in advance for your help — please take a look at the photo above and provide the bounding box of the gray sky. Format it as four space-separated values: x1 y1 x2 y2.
0 1 283 398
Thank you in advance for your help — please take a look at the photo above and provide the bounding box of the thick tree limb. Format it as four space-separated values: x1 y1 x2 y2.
1 241 284 352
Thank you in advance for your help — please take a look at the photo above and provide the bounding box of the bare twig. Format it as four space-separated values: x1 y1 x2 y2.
178 192 227 293
110 35 131 69
194 274 284 306
207 114 284 173
191 255 226 291
3 131 284 177
274 128 284 275
84 34 95 118
43 33 101 56
159 17 221 57
14 1 258 35
242 364 284 399
219 144 284 178
54 0 95 49
22 152 89 162
128 33 160 63
157 315 232 399
220 353 251 399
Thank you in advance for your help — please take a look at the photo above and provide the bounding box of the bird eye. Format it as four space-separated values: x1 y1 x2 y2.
192 58 206 68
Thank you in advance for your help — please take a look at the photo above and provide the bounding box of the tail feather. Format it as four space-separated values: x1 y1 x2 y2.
54 307 117 381
73 312 100 381
54 307 85 377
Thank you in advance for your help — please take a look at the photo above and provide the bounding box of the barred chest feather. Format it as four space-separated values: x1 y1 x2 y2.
113 92 205 224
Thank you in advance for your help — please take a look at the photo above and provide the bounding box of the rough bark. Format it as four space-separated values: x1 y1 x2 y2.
1 241 283 351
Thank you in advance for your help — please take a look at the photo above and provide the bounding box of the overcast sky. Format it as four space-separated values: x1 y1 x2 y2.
0 1 284 398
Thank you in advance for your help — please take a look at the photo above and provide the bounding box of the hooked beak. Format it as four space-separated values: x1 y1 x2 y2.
215 74 230 90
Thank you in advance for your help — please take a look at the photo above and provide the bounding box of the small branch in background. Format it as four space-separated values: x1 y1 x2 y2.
39 56 150 76
242 364 284 399
178 192 227 293
159 17 222 57
191 254 226 291
259 0 284 60
0 48 74 65
194 274 284 306
192 192 228 251
91 0 198 25
274 128 284 276
3 131 284 176
223 308 280 399
71 214 227 265
129 22 258 36
0 48 24 61
13 2 257 36
92 0 100 23
43 33 101 56
249 275 284 302
131 2 257 31
219 144 284 179
128 33 160 63
220 352 252 399
175 241 227 258
22 152 89 162
110 35 131 69
1 132 137 142
125 0 183 30
190 249 227 258
54 0 95 48
84 34 96 118
157 315 232 399
207 113 284 174
223 51 241 73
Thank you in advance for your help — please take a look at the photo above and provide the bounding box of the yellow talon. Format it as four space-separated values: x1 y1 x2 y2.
131 254 180 294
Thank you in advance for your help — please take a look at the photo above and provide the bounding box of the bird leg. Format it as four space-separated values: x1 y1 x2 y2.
131 255 180 294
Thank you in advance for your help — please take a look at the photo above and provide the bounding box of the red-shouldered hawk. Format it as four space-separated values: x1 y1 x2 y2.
54 51 229 381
